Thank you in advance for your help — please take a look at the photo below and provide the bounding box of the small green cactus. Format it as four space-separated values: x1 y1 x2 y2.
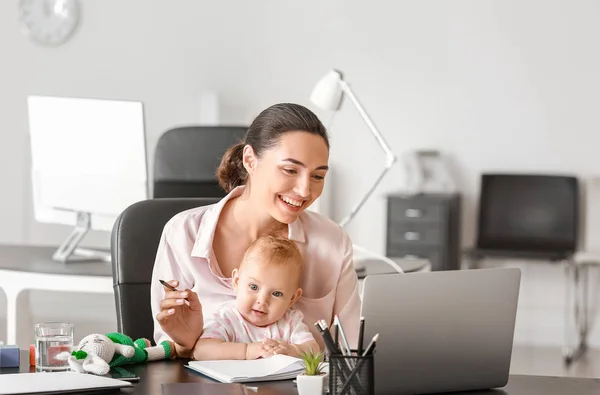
300 349 325 376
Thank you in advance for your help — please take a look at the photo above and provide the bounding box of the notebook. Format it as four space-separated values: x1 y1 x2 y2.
0 371 132 395
186 354 305 383
162 382 247 395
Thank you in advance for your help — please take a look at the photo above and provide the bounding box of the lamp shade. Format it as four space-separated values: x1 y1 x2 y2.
309 69 344 111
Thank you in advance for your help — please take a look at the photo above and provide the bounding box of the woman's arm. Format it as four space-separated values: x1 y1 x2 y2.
151 229 204 350
332 231 361 348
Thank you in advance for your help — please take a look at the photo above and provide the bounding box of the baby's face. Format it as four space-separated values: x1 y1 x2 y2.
232 260 302 327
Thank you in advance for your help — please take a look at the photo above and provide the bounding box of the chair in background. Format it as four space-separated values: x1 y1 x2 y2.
564 177 600 364
464 174 579 267
464 174 580 364
153 126 247 198
110 198 220 341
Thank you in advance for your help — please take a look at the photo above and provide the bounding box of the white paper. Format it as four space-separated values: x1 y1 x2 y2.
187 354 305 383
0 372 132 394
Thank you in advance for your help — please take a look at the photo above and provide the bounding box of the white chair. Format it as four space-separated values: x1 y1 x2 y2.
564 177 600 364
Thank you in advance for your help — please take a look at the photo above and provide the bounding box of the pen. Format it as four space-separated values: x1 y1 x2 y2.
159 279 190 304
357 316 365 356
315 322 356 395
334 321 339 350
334 315 351 356
314 321 339 356
338 333 379 395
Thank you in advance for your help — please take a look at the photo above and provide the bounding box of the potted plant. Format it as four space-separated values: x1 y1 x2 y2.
297 350 328 395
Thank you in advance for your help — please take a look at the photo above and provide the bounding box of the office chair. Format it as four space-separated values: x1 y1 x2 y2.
464 174 580 364
110 197 220 342
465 173 579 266
564 177 600 364
153 126 247 198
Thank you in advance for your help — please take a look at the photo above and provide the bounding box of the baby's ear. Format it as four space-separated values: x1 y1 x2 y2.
289 287 303 307
231 269 240 291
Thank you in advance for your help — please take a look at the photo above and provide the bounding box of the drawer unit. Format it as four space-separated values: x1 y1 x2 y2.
387 223 446 246
386 193 461 271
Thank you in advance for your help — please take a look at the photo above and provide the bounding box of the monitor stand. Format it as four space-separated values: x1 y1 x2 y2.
52 212 111 263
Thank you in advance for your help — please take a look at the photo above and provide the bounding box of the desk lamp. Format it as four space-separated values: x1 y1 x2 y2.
310 69 404 273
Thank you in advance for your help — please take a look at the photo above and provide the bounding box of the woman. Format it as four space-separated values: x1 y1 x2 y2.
150 103 360 357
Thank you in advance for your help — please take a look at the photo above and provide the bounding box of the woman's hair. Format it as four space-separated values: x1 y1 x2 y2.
216 103 329 193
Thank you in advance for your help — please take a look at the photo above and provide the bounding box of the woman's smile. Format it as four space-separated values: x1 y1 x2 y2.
278 195 305 212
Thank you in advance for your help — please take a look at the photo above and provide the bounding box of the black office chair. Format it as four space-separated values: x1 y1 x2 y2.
153 126 247 198
110 198 220 342
465 174 580 267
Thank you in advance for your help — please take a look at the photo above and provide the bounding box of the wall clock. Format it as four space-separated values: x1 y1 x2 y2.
19 0 80 46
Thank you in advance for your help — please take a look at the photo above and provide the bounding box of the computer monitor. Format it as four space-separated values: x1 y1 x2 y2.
27 96 148 263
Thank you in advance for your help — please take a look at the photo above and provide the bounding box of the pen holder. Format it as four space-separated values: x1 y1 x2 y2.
329 351 375 395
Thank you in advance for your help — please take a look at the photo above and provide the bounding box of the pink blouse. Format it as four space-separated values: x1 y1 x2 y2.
150 186 361 350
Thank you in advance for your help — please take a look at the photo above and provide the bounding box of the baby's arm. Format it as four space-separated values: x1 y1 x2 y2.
193 338 246 360
265 309 320 358
193 338 277 360
193 309 277 360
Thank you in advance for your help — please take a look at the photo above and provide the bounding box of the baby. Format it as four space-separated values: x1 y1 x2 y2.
192 236 319 360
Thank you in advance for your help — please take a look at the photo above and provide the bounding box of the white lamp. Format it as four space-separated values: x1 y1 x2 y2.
310 69 405 274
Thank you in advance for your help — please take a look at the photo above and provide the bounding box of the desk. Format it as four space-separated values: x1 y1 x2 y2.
0 244 113 346
5 351 600 395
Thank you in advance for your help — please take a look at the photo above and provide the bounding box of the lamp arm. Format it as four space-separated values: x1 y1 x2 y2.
339 81 396 167
337 81 398 228
353 244 405 274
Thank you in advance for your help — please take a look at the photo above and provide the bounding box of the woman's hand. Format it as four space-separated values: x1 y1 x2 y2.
156 280 204 350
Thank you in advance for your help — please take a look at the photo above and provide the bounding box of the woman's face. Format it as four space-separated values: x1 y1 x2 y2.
244 131 329 224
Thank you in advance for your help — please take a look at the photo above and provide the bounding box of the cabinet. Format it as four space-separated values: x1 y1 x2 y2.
386 193 461 271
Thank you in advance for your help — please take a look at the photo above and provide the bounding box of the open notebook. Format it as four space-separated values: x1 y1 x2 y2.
186 354 305 383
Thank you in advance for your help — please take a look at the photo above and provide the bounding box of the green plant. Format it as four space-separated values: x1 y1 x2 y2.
300 350 324 376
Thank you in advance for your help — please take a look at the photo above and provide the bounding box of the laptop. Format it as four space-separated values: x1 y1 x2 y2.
360 267 521 395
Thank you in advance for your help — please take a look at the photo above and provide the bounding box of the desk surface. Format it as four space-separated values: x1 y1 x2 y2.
0 244 112 277
5 351 600 395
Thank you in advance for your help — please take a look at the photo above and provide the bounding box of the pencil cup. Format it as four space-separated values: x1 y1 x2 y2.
329 351 375 395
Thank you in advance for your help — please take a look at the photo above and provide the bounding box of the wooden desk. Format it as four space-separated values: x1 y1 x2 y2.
0 244 113 347
5 351 600 395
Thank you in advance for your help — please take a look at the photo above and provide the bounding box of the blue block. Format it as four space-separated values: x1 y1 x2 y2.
0 345 20 368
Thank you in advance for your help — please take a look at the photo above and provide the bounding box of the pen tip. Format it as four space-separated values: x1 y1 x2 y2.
360 316 365 321
373 333 379 342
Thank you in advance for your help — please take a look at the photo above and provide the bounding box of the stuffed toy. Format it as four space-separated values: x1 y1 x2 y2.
57 332 173 376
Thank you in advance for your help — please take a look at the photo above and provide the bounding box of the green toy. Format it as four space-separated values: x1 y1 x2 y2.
57 332 173 376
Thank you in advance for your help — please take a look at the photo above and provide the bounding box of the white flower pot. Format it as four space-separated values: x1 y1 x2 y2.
297 372 328 395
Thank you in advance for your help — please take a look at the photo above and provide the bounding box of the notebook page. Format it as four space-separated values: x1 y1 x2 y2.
188 354 304 380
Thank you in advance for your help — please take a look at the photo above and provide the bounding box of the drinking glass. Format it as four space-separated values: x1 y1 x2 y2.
34 322 74 372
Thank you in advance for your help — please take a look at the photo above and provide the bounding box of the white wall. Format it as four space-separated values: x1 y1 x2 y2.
2 0 600 348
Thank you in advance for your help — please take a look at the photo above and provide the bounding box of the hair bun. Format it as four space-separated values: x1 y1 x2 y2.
216 142 247 193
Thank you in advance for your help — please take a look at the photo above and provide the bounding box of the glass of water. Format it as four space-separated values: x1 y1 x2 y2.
34 322 74 372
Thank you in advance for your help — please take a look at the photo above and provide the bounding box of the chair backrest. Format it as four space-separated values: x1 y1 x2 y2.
584 177 600 253
110 197 220 342
153 126 247 198
476 174 579 253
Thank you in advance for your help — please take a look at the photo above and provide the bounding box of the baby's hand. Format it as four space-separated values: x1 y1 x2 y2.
262 339 300 358
245 342 273 360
